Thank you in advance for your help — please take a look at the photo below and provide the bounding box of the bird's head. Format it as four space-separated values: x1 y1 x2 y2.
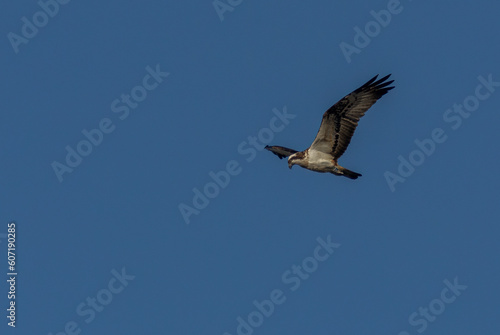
288 154 297 169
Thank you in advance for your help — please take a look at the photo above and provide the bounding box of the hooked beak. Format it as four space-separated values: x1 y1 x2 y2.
288 163 293 169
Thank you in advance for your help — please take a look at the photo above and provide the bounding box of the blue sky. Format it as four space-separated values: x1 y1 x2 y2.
1 0 499 334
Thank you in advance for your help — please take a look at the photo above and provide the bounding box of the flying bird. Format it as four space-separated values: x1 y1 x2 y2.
265 74 394 179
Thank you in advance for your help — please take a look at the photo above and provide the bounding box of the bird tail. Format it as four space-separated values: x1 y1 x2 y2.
338 167 362 180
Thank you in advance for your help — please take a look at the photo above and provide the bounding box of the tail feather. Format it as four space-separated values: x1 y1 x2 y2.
338 167 362 180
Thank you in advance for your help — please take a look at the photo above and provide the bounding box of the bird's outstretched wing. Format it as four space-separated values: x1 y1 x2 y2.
309 74 394 159
265 145 298 159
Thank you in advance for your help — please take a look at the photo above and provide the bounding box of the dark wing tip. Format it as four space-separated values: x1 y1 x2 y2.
377 73 391 83
265 145 298 160
364 74 379 87
265 145 284 159
362 73 393 86
363 73 395 97
265 145 280 158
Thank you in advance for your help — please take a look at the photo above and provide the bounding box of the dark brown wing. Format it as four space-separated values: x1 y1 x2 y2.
309 74 394 159
265 145 298 159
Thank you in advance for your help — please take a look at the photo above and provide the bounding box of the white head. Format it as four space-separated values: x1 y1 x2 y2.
288 152 304 169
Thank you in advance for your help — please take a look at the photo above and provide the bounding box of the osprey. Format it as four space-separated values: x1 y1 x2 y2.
265 74 394 179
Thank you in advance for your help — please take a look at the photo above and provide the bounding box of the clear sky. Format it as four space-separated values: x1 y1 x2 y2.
1 0 499 334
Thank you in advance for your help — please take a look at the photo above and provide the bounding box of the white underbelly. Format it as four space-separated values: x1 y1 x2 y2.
305 149 335 171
